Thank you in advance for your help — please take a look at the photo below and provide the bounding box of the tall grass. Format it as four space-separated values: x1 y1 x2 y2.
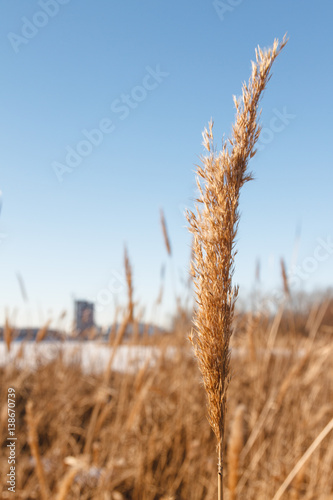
1 300 333 498
186 36 287 498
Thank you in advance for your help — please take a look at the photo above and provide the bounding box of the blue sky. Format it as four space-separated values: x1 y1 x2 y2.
0 0 332 329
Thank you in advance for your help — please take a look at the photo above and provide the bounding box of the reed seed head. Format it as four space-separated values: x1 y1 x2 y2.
186 36 287 445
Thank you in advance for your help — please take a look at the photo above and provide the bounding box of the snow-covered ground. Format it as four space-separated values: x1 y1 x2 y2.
0 341 306 374
0 341 170 374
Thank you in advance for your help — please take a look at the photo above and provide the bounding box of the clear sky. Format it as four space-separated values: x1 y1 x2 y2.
1 0 332 329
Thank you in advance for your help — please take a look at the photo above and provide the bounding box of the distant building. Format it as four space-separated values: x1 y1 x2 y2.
75 300 95 334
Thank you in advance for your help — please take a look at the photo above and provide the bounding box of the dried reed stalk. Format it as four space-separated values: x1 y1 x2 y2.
26 401 50 500
36 320 51 342
186 36 287 499
228 404 245 500
280 258 290 298
280 258 296 339
55 467 78 500
124 246 134 323
272 417 333 500
84 401 102 455
160 208 172 256
246 313 258 362
4 317 13 352
85 308 130 456
104 311 130 382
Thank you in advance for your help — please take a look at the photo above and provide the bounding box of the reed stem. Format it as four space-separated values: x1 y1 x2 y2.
218 441 223 500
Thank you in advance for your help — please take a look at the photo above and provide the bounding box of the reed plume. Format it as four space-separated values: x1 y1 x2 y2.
124 245 134 323
186 36 287 499
280 257 290 297
160 208 172 256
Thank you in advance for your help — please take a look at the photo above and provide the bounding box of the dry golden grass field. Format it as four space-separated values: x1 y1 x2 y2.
1 296 333 500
